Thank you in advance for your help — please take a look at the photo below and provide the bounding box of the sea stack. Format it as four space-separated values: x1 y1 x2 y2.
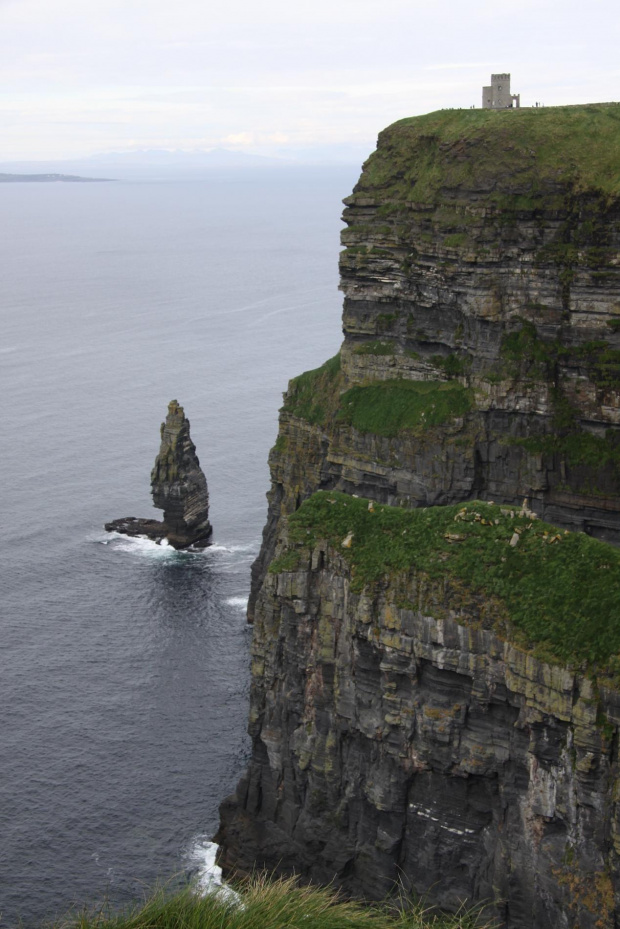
106 400 212 548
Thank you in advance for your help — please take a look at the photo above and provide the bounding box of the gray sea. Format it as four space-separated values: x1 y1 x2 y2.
0 167 356 926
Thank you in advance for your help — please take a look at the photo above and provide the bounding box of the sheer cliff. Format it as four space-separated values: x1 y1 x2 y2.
249 104 620 621
217 105 620 928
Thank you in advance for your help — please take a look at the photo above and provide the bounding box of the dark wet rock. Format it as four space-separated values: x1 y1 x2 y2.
105 399 212 549
103 516 167 541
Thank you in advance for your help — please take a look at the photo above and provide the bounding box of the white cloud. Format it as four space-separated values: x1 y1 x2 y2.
221 132 255 146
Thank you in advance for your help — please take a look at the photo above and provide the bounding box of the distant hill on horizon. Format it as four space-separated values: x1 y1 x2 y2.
0 172 113 183
0 144 370 180
84 147 284 166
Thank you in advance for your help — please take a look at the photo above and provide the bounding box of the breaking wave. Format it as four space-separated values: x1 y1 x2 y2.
186 838 239 902
225 596 249 610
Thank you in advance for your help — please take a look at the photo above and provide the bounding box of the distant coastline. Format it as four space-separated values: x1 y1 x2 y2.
0 172 114 182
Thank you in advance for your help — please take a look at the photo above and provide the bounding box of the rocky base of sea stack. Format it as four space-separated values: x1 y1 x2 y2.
104 516 212 549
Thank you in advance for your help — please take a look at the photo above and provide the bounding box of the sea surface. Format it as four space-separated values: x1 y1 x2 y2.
0 167 357 926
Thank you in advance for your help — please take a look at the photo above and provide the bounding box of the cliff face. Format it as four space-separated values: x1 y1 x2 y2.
219 494 620 929
249 104 620 620
218 105 620 927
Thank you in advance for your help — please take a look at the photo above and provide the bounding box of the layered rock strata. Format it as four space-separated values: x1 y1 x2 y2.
219 105 620 927
106 399 211 549
218 494 620 929
249 104 620 620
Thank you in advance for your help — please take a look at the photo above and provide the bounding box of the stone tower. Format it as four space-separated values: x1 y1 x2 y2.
482 73 520 109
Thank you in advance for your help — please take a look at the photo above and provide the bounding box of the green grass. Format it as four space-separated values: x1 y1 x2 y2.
282 354 342 426
511 429 620 475
442 233 469 248
285 492 620 673
376 313 398 331
268 550 301 573
429 354 470 378
281 356 471 439
54 877 494 929
354 104 620 203
500 320 620 389
497 321 620 477
500 320 549 369
272 434 287 454
336 380 472 438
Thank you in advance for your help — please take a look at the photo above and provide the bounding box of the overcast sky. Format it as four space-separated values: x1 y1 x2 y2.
1 0 618 161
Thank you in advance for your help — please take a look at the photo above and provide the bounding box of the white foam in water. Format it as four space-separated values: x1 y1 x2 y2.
187 838 240 903
94 532 258 563
225 596 249 610
98 532 180 559
208 542 258 555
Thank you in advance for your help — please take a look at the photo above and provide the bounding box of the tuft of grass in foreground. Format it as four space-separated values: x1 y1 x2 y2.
287 492 620 675
54 878 495 929
336 380 472 438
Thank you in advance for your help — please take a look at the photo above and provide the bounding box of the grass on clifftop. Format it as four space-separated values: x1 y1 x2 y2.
55 878 493 929
287 492 620 674
354 104 620 202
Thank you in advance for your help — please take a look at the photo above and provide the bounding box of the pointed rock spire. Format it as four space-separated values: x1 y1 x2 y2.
105 400 212 549
150 400 212 547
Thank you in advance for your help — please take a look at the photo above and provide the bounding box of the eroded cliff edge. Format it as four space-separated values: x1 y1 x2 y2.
218 105 620 927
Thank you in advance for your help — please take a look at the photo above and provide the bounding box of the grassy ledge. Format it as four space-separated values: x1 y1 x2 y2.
286 492 620 674
281 353 471 438
282 354 342 426
336 380 472 438
53 877 494 929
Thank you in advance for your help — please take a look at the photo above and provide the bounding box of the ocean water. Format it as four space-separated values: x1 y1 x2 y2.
0 167 357 926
